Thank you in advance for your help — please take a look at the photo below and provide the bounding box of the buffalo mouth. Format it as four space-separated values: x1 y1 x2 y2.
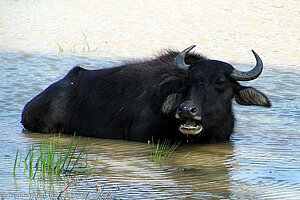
179 119 203 135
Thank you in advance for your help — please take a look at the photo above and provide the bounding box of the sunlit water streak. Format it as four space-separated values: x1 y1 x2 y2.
0 0 300 199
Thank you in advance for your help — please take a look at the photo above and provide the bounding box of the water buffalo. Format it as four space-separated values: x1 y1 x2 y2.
21 45 271 143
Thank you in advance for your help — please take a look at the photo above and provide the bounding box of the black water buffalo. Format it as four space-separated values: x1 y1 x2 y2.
22 45 271 143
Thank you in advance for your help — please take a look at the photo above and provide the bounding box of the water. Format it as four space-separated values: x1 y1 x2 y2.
1 0 299 199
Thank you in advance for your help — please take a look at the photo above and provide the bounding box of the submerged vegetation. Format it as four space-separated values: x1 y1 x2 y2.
14 134 95 181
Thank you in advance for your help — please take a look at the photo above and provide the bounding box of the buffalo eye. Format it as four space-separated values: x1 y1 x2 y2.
215 77 226 85
214 77 227 89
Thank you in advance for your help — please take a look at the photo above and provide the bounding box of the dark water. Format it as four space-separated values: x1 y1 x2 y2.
1 0 300 199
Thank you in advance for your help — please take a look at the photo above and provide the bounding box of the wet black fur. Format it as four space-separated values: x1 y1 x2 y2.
21 50 270 143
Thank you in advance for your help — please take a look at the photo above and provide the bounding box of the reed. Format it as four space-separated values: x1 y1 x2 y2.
13 148 19 177
29 144 34 180
57 33 98 53
14 133 95 180
57 41 64 53
151 139 180 164
82 32 90 53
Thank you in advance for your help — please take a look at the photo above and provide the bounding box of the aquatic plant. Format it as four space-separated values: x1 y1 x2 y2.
14 134 95 181
82 32 90 53
56 32 98 53
13 148 19 177
151 139 180 164
57 41 64 53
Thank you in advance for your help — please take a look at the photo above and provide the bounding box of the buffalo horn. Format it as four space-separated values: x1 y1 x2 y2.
174 45 196 70
231 50 263 81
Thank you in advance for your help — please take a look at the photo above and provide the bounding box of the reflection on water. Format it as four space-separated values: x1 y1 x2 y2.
17 133 235 199
1 0 300 199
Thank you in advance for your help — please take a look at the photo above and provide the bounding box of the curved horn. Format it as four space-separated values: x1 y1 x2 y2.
174 45 196 70
231 50 263 81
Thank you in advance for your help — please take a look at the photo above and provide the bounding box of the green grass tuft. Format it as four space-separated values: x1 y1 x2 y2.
151 139 180 164
14 133 96 180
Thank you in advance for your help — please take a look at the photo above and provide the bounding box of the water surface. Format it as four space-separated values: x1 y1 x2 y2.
0 0 299 199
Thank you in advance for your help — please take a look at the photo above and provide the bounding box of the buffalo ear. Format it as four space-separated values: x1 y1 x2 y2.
235 87 271 107
161 93 185 115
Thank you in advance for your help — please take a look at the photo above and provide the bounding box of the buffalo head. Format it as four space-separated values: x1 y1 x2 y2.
162 45 271 138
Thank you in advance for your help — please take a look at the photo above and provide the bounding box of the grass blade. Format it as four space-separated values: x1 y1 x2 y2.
65 135 80 172
70 141 93 173
14 148 19 177
60 133 76 172
29 144 34 181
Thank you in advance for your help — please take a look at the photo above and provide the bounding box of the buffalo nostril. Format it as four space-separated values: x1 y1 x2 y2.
190 107 197 114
